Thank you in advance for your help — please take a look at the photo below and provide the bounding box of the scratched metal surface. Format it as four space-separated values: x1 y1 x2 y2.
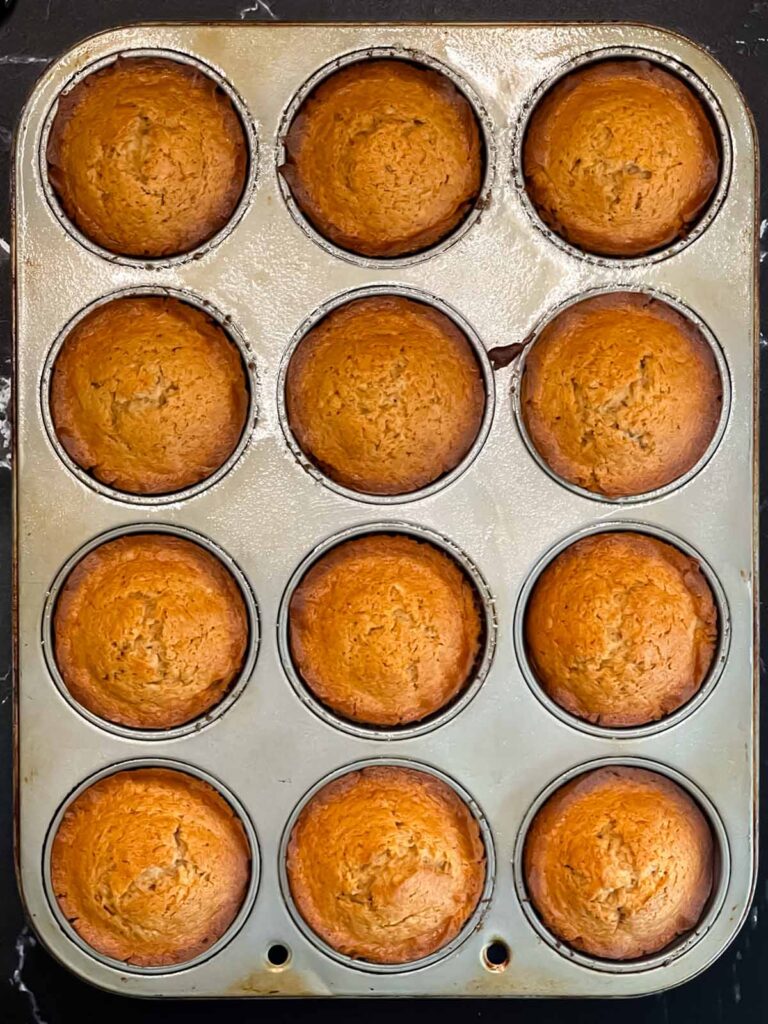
12 21 758 1000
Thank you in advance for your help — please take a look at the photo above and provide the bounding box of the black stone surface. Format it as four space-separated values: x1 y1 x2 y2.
0 1 765 1021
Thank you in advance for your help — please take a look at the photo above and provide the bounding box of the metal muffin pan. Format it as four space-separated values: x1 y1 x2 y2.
13 22 757 998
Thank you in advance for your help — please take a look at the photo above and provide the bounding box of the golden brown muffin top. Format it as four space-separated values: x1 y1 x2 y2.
524 532 718 728
524 766 714 960
520 293 722 497
47 57 248 258
54 534 249 730
51 297 249 496
51 768 251 966
281 60 482 257
523 60 719 256
286 295 485 495
287 766 486 963
289 534 482 727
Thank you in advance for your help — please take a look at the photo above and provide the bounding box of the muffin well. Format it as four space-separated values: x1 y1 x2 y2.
287 765 486 963
524 532 718 727
523 60 719 256
53 534 249 729
47 57 248 257
51 296 249 496
51 767 251 966
520 292 722 497
286 295 485 495
289 534 482 726
523 766 714 960
281 59 482 257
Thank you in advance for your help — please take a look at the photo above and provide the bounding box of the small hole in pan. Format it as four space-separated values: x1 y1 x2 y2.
266 943 291 969
483 940 511 972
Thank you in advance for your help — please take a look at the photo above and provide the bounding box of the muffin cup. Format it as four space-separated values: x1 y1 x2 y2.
277 284 495 504
39 47 258 268
511 285 732 504
40 286 258 505
278 757 496 973
512 46 732 267
41 524 261 741
276 46 496 269
513 521 731 740
513 756 731 974
277 521 496 740
43 758 261 975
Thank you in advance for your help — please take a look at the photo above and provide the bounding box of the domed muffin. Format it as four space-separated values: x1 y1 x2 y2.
524 532 718 727
287 765 486 963
520 292 722 497
281 59 482 257
523 766 714 960
47 57 248 258
285 295 485 495
289 534 482 726
51 296 249 496
51 767 251 966
523 60 719 256
53 533 249 729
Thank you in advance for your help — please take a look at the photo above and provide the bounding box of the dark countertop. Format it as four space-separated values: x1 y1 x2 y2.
1 1 765 1021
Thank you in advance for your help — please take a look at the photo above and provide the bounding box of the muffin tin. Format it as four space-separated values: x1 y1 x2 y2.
13 22 757 997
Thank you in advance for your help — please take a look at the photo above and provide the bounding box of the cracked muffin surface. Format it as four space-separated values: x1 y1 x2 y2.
523 766 714 960
289 534 483 726
51 767 251 966
524 532 718 728
285 295 485 495
520 293 722 498
281 59 482 257
47 57 248 258
523 60 719 256
51 296 249 496
53 534 249 729
286 765 486 963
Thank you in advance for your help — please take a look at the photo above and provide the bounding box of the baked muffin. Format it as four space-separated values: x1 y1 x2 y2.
523 766 714 960
289 534 482 726
286 295 485 495
53 534 249 729
523 60 719 256
51 296 249 495
287 765 486 963
51 767 251 966
47 57 248 257
524 532 718 727
281 59 482 257
520 292 722 497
